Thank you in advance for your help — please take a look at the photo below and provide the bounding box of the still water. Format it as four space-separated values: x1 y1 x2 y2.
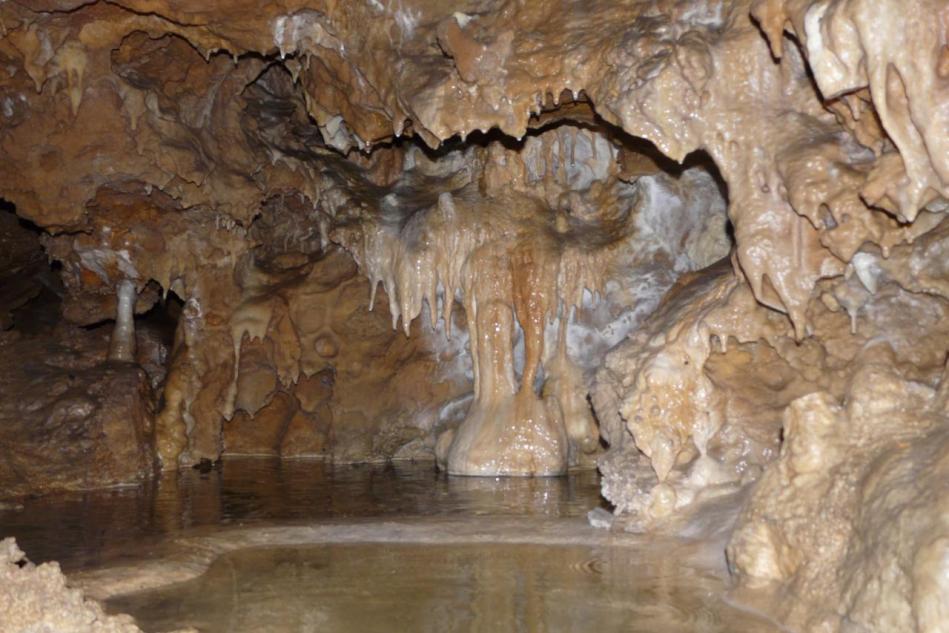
106 543 775 633
0 458 602 571
2 458 779 632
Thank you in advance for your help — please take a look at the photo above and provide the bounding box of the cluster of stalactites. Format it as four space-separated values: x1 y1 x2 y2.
335 189 611 357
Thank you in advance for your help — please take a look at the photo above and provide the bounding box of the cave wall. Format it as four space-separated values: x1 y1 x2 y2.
1 24 732 476
2 0 944 476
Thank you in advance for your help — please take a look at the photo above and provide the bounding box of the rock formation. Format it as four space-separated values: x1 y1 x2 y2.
0 0 947 630
0 537 144 633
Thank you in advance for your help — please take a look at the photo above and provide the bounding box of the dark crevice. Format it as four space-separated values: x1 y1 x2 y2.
1 199 63 334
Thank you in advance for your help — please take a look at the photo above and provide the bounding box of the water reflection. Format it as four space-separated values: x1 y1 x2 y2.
106 544 777 633
0 458 605 571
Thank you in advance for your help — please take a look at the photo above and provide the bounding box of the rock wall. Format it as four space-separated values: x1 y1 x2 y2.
728 372 949 633
0 323 158 497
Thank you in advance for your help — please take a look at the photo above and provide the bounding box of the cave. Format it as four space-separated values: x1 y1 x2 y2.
0 1 947 632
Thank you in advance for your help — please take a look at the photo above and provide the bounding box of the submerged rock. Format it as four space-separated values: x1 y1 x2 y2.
587 507 615 530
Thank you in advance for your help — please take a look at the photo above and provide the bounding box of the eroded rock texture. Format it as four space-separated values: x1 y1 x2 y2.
0 0 947 630
0 325 157 496
728 371 949 633
0 538 145 633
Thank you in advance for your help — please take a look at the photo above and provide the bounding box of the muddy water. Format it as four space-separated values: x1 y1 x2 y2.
106 543 776 633
0 458 603 571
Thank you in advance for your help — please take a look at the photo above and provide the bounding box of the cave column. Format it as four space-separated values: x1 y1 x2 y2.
108 279 137 362
444 242 567 476
511 242 548 393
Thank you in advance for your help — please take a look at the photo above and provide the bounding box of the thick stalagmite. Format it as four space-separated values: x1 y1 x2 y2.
442 241 569 476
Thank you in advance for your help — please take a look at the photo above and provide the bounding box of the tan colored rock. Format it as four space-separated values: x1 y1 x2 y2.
223 391 295 456
0 0 947 628
0 538 142 633
280 405 331 458
292 369 334 415
728 367 949 633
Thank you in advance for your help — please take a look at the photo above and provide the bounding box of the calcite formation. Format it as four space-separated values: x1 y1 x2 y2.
0 537 146 633
0 0 947 630
728 371 949 633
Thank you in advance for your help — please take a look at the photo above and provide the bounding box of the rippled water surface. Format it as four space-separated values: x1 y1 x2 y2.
106 543 776 633
0 458 603 571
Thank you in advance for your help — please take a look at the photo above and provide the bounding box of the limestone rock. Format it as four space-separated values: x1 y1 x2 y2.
0 537 143 633
728 367 949 633
0 326 156 496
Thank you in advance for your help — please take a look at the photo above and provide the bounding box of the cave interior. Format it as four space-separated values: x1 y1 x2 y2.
0 1 948 632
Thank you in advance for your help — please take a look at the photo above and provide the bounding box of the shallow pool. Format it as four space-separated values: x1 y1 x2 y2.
105 543 777 633
3 458 780 632
0 459 602 571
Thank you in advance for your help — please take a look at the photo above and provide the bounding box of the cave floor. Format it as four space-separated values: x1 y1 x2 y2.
1 459 781 632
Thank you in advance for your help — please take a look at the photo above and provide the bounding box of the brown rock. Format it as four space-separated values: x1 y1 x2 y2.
280 405 331 458
0 327 156 497
223 391 295 456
